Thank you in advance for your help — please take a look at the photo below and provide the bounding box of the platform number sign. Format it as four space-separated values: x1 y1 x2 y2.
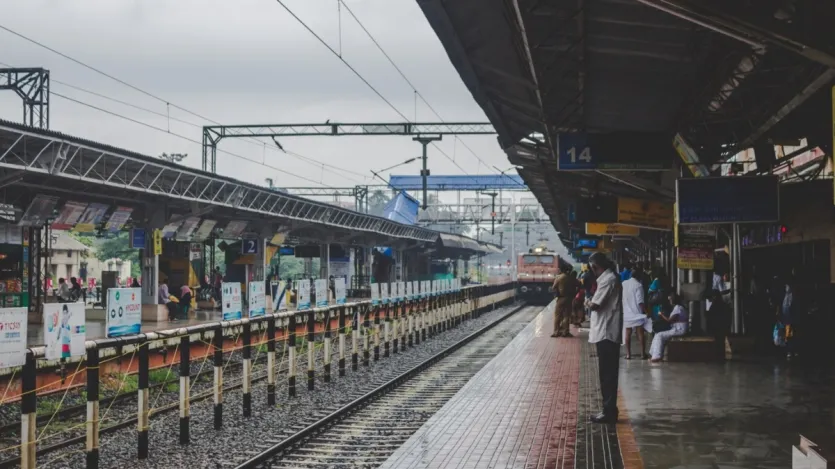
557 133 595 170
241 238 259 255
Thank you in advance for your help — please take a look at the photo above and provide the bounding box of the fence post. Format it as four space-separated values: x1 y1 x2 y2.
85 346 99 469
307 311 315 391
351 306 359 371
323 309 331 383
138 340 150 459
20 351 36 469
338 306 346 377
288 315 296 397
363 307 370 367
242 321 251 418
213 326 223 429
384 304 391 358
179 336 190 445
267 317 276 406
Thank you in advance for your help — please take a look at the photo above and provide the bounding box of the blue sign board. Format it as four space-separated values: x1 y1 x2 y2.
557 132 674 171
130 229 146 249
576 238 599 249
241 238 260 255
677 176 780 224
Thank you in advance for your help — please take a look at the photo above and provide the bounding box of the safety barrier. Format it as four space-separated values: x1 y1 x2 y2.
0 282 516 469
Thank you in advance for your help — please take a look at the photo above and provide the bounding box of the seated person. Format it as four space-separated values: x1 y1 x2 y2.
649 292 689 362
56 278 73 303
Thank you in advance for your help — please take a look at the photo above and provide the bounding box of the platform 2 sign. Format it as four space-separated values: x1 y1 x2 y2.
221 282 243 320
106 288 141 337
557 132 674 171
0 308 27 368
676 176 780 224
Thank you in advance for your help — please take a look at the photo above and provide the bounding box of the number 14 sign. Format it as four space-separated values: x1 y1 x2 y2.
557 133 595 170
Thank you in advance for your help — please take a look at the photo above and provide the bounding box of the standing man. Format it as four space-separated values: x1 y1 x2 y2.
550 261 577 338
585 252 623 424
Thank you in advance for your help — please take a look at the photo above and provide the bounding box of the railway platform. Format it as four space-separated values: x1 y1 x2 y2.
380 306 835 469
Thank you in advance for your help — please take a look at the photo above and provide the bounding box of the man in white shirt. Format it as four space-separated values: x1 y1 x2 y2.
622 267 651 359
585 252 623 424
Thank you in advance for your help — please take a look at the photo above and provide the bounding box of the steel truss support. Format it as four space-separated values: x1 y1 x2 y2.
0 68 50 129
0 123 439 243
200 122 495 172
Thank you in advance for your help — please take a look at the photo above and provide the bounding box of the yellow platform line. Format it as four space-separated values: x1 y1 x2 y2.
617 391 644 469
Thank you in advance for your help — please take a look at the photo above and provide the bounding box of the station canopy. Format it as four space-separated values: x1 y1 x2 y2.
416 0 835 233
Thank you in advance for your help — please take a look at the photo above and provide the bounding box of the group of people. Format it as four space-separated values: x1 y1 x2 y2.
158 280 193 322
55 277 86 303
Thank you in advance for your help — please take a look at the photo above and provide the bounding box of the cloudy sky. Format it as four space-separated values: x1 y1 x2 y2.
0 0 516 196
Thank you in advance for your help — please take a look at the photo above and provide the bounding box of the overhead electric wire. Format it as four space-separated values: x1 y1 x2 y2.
337 0 525 189
50 90 331 188
273 0 485 187
0 32 370 185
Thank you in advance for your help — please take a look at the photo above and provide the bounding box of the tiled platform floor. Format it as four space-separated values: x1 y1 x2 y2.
379 308 584 469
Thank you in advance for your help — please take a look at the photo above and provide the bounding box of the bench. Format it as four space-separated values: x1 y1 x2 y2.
666 336 725 362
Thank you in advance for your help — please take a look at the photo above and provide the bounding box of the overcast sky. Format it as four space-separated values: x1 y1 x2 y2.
0 0 516 198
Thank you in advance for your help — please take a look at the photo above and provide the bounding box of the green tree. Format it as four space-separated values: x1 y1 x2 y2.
96 233 141 278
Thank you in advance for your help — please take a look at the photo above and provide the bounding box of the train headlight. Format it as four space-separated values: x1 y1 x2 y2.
521 286 528 293
535 286 542 292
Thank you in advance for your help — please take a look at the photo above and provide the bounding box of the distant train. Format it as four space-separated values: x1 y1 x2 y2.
517 246 561 305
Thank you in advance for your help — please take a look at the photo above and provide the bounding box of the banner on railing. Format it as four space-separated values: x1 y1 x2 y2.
44 302 86 360
407 281 414 300
381 283 390 304
297 279 311 309
421 281 430 298
222 282 242 321
272 281 289 312
248 281 266 318
0 307 26 368
315 279 329 308
106 288 141 337
370 282 380 306
335 278 346 305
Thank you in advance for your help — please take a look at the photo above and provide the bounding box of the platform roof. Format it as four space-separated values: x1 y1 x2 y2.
417 0 835 233
0 119 504 252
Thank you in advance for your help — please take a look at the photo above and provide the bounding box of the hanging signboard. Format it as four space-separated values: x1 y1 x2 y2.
73 203 110 233
273 280 290 312
192 219 217 242
556 132 674 171
161 218 182 239
380 283 390 304
334 277 346 305
130 228 146 249
677 225 716 270
105 206 134 233
297 279 311 310
106 288 141 337
315 279 329 307
44 302 86 360
270 232 287 245
18 195 59 227
222 220 248 239
585 223 640 236
221 282 243 320
248 281 266 318
152 229 162 256
0 308 26 368
370 282 380 306
617 197 673 230
176 216 201 241
51 201 88 231
676 176 780 224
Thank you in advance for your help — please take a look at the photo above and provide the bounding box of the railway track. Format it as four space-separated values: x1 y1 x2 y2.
232 304 541 469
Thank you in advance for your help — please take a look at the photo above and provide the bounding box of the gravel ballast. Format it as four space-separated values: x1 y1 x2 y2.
38 302 526 469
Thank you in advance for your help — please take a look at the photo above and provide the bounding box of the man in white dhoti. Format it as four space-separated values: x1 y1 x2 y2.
622 267 651 359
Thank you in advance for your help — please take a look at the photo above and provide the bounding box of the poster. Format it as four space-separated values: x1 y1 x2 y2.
335 277 346 305
421 281 430 298
221 282 242 321
176 216 201 241
380 283 390 304
370 282 380 306
222 220 248 239
105 206 134 233
407 281 414 300
0 308 26 368
273 280 290 312
161 218 182 239
106 288 142 338
677 225 716 270
192 219 217 241
52 201 88 230
393 282 401 302
315 279 329 307
73 203 110 233
297 279 311 309
431 280 438 296
19 195 59 227
248 281 266 318
44 303 86 360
